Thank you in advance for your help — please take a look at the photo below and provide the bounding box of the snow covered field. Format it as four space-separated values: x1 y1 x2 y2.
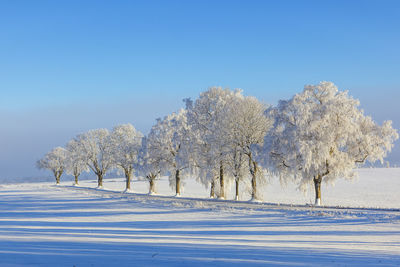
0 168 399 266
71 168 400 209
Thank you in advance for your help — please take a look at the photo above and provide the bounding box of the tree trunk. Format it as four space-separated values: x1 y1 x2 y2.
235 179 239 201
210 180 215 198
314 175 322 206
175 169 181 196
54 170 62 185
219 162 225 199
97 173 103 188
125 169 132 191
250 160 258 200
74 174 79 185
149 178 155 194
251 176 257 200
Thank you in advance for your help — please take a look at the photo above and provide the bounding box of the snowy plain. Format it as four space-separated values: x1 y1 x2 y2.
0 168 399 266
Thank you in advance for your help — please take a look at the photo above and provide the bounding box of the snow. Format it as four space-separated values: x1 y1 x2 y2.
0 168 399 266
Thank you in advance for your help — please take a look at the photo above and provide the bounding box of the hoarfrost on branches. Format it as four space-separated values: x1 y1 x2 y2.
186 87 242 199
110 123 143 191
76 129 114 188
37 147 67 185
226 95 273 200
136 134 163 195
65 139 89 186
34 81 398 205
149 109 192 196
264 81 399 205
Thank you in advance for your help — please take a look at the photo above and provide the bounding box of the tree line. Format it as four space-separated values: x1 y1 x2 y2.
37 82 399 205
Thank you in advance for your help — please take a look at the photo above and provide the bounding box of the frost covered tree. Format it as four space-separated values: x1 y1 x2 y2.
185 87 241 199
226 95 273 201
37 147 67 185
110 124 142 192
65 139 89 186
77 129 114 188
265 81 399 206
136 135 163 195
149 109 192 196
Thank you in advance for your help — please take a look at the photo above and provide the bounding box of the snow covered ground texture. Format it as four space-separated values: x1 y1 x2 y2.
0 168 399 266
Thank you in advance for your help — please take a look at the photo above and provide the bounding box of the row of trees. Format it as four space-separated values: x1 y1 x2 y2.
37 82 398 205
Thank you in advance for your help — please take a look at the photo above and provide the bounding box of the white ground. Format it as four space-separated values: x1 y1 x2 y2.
0 168 399 266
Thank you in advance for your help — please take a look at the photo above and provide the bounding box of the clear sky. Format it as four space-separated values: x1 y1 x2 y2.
1 0 399 179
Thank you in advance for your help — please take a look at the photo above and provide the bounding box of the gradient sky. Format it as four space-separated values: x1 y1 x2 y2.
1 0 399 179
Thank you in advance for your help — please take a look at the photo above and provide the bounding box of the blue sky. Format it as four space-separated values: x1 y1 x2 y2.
0 0 399 179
